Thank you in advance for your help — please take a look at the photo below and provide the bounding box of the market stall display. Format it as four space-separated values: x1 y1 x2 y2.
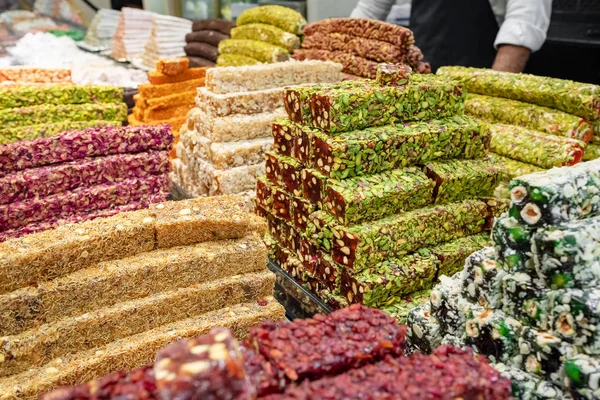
41 305 512 399
140 15 192 70
83 8 120 50
295 18 431 79
258 64 504 323
217 5 305 66
171 60 344 198
110 7 155 61
0 195 283 398
185 19 235 68
406 159 600 399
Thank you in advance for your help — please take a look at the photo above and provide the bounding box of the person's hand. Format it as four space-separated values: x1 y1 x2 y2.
492 44 531 73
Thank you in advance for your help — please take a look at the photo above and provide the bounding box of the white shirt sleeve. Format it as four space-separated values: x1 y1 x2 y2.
350 0 396 20
494 0 552 52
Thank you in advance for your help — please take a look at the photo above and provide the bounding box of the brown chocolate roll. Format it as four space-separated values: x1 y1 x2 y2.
191 19 236 35
186 30 229 46
184 42 219 62
187 56 216 68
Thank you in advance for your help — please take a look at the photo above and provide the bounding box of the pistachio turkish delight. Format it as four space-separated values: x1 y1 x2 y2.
272 118 298 157
265 152 302 196
216 53 261 67
236 5 306 35
231 23 300 52
256 177 274 212
0 120 120 145
273 186 293 222
460 247 504 308
324 167 434 225
303 18 414 49
508 159 600 226
464 308 521 363
293 49 381 79
293 124 320 164
487 153 546 180
0 150 170 205
291 195 314 231
218 39 290 63
301 168 328 208
423 159 501 204
437 66 600 121
330 200 487 271
265 152 282 185
311 116 490 179
196 87 284 116
489 123 585 168
314 252 339 291
267 213 292 249
433 234 492 278
376 63 412 87
562 354 600 399
584 144 600 161
466 94 594 143
406 302 443 354
305 210 336 251
0 84 123 108
0 102 127 128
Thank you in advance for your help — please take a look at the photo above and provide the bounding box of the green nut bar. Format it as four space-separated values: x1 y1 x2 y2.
0 84 124 108
330 199 487 271
489 123 585 169
294 124 321 165
297 233 322 275
466 93 594 143
230 23 300 53
264 232 279 260
548 288 600 354
0 120 120 145
315 287 350 311
508 159 600 226
311 116 490 179
563 355 600 399
487 153 546 181
324 167 435 225
376 63 412 87
532 216 600 290
464 308 522 364
309 75 466 133
437 66 600 121
305 209 337 251
236 5 306 35
584 144 600 161
492 214 536 271
0 103 127 128
218 39 290 64
380 289 431 324
433 233 492 278
460 247 504 308
406 302 443 354
423 158 502 205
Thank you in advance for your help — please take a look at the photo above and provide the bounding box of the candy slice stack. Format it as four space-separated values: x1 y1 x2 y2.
217 5 305 66
295 18 430 79
0 196 284 398
140 14 192 69
185 19 235 68
83 8 120 49
0 84 127 145
110 7 155 60
171 60 343 198
407 159 600 399
258 64 505 322
41 305 512 399
438 66 600 186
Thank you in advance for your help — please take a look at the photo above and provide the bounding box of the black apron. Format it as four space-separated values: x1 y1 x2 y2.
409 0 499 73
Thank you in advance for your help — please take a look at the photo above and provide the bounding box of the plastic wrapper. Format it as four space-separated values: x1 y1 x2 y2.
563 354 600 399
406 302 442 354
324 167 434 225
464 308 522 364
186 30 229 46
311 116 490 179
218 39 290 63
196 87 283 117
236 5 306 35
466 93 594 143
460 247 503 308
0 120 120 145
147 67 208 85
303 18 414 49
0 103 127 128
437 66 600 121
508 159 600 226
489 123 585 168
330 200 487 271
184 42 218 62
191 19 235 35
487 153 546 181
584 144 600 161
156 57 189 76
231 23 300 53
216 53 262 66
0 124 173 177
376 63 411 87
0 85 123 108
293 49 379 79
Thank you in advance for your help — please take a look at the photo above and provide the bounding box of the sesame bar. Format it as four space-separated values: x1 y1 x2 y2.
562 355 600 399
584 144 600 161
147 67 208 85
0 102 127 128
308 76 465 133
311 117 490 179
303 18 414 49
490 123 585 168
138 78 205 99
463 308 522 364
0 85 123 108
376 63 412 87
156 57 189 76
191 19 235 35
218 39 290 63
216 53 262 66
0 150 170 205
423 159 502 204
0 120 120 145
406 303 442 354
330 200 487 271
196 86 284 116
466 93 594 143
302 32 407 64
236 5 306 35
325 167 434 225
487 153 546 180
437 66 600 121
186 30 229 46
508 159 600 226
190 136 273 170
460 247 503 308
231 23 300 52
293 49 380 79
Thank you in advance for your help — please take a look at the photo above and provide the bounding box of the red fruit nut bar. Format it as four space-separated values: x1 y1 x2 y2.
301 168 328 208
273 187 293 222
248 304 406 382
272 119 297 157
265 152 303 196
291 196 314 231
256 177 274 213
154 328 255 400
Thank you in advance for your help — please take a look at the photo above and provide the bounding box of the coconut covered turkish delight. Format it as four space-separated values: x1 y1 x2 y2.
562 354 600 399
492 214 536 271
406 302 443 354
460 247 504 308
501 272 547 328
463 308 521 364
430 274 470 337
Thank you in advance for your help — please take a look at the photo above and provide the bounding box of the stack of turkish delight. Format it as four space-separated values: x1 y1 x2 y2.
407 159 600 399
41 305 513 399
172 60 343 198
110 7 155 60
83 8 120 49
217 5 305 66
0 84 127 144
185 19 235 68
0 124 173 241
140 14 192 69
257 63 505 322
0 195 284 398
438 66 600 187
295 18 431 79
129 58 208 157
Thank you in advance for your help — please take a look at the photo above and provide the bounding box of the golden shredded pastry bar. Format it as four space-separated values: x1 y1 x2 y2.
0 233 266 337
147 67 209 85
196 86 284 117
0 298 285 400
133 103 194 122
137 78 205 99
0 271 275 377
156 57 189 76
138 91 197 111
